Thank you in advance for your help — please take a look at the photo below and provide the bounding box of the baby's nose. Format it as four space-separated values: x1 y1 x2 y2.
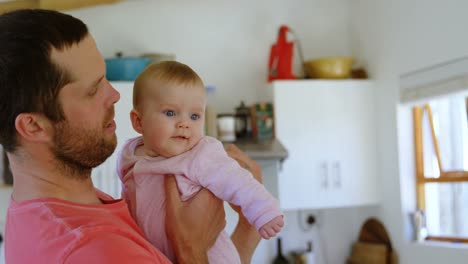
177 121 189 129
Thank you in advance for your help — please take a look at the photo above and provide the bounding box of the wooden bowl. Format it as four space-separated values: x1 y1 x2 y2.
304 57 354 79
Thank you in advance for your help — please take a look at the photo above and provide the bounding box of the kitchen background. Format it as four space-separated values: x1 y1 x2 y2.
68 1 379 263
2 0 468 263
71 0 354 115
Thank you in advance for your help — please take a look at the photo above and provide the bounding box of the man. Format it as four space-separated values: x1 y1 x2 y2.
0 9 260 263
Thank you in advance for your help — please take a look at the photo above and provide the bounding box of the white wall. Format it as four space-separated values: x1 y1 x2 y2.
351 0 468 263
68 0 352 114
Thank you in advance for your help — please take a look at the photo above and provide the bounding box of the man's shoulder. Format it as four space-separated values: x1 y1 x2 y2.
7 197 130 238
6 197 169 263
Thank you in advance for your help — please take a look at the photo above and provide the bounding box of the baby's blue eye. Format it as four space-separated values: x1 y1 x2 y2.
164 110 175 117
190 114 200 120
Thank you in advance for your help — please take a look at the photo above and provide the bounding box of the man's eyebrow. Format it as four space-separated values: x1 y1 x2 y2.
91 75 105 87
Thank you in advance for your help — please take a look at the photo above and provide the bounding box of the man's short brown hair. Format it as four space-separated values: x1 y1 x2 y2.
0 9 89 152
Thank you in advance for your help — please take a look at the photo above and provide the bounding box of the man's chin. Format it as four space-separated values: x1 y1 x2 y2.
97 136 117 165
107 133 117 148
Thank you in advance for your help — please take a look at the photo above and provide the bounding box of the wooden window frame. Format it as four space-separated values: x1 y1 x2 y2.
413 101 468 242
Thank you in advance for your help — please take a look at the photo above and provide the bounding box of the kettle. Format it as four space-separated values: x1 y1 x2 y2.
267 25 306 81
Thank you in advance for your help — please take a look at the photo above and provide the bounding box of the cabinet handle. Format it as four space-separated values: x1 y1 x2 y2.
321 162 328 188
333 161 341 188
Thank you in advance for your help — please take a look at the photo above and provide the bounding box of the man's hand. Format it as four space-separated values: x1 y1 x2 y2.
165 174 226 264
225 144 262 264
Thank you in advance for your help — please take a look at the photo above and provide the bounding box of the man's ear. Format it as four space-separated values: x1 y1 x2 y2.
130 109 143 134
14 113 53 143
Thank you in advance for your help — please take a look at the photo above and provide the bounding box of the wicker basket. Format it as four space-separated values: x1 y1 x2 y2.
347 242 387 264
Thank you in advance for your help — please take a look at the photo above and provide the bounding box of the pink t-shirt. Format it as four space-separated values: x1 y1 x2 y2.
5 190 170 264
117 136 282 263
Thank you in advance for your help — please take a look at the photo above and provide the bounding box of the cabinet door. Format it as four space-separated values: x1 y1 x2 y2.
272 81 378 210
321 81 378 208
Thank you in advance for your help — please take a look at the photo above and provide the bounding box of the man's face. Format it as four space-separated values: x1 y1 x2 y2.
52 113 116 173
50 34 120 177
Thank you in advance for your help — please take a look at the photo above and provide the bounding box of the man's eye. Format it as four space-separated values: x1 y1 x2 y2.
190 114 200 120
88 87 98 96
164 110 175 117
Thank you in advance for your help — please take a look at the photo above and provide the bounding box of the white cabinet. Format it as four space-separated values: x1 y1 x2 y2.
270 80 379 210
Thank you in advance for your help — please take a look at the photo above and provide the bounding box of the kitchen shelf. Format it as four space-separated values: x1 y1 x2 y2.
224 138 288 162
0 0 121 14
0 184 12 190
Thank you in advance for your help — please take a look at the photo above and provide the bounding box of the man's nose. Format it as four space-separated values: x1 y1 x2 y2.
106 81 120 107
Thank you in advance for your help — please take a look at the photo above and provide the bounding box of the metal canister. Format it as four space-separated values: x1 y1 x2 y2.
234 101 251 139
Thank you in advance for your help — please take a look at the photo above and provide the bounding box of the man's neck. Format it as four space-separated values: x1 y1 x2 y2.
8 152 102 205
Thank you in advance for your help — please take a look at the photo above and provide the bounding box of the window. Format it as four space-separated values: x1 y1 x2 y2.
413 93 468 242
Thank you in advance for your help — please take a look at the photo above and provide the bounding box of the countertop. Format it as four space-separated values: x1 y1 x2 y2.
224 138 288 161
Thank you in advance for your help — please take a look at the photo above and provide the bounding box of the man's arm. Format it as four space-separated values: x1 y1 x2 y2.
230 214 262 264
165 144 265 264
164 174 226 264
225 144 262 264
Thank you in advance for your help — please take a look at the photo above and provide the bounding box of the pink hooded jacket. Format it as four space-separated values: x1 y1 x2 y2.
117 136 282 263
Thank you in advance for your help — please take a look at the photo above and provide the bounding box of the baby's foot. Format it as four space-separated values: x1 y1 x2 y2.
259 216 284 239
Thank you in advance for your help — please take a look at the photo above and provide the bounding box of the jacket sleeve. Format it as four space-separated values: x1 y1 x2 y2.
191 138 282 230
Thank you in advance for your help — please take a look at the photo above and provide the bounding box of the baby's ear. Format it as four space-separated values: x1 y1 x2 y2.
130 109 143 134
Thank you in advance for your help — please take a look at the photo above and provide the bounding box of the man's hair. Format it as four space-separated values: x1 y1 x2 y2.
133 61 205 109
0 9 89 152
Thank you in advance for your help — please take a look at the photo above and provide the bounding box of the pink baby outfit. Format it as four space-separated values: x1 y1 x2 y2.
5 190 171 264
117 136 282 264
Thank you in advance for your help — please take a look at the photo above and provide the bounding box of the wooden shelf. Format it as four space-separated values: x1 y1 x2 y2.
0 184 12 189
0 0 121 14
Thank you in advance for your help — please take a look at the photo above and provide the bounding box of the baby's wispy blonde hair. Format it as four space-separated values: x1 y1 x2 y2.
133 61 205 110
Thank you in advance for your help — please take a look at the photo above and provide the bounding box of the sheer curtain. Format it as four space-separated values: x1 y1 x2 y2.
424 94 468 237
91 151 122 199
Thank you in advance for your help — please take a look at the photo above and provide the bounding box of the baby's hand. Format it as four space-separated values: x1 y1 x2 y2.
259 216 284 240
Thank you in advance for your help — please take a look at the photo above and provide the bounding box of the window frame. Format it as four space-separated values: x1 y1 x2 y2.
413 101 468 242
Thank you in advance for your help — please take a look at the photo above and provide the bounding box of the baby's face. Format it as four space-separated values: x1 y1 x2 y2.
139 83 206 158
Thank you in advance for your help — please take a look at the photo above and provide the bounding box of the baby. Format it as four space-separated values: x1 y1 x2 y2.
117 61 283 263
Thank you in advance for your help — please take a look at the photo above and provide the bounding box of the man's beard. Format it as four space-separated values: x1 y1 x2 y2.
51 115 117 180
